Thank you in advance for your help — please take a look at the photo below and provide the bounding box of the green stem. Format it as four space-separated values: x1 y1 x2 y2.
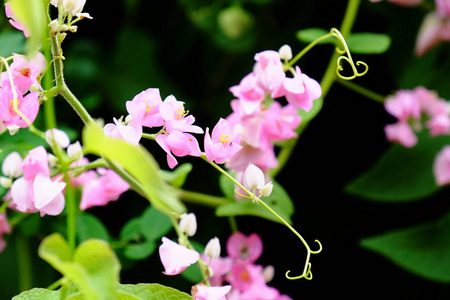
50 34 94 125
64 178 77 252
337 78 386 103
272 0 361 178
175 188 230 208
16 234 33 292
43 34 57 130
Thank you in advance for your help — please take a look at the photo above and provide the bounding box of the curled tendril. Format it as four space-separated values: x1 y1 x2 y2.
285 239 322 281
330 28 368 80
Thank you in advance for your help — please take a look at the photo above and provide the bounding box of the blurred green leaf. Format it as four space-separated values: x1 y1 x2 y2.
76 213 110 243
216 181 294 224
347 32 391 54
140 206 172 242
361 212 450 282
7 0 48 56
296 28 332 44
82 123 186 216
123 240 156 261
39 233 120 300
12 288 59 300
159 163 193 188
120 217 143 243
180 263 203 284
0 31 25 57
346 133 450 202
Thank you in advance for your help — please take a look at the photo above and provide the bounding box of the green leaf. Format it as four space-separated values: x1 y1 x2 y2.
346 133 450 202
296 28 332 44
82 123 186 215
116 283 194 300
140 206 173 241
38 233 121 300
12 288 59 300
0 31 25 57
347 32 391 54
120 217 143 243
180 263 203 284
159 163 193 188
76 213 110 243
7 0 48 56
361 212 450 282
216 181 294 224
123 240 156 261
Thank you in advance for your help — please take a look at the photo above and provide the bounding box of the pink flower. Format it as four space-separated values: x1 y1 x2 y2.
369 0 423 6
384 122 418 148
204 118 242 164
226 232 263 263
159 237 200 275
0 87 39 129
384 90 421 122
193 285 232 300
21 146 49 181
273 66 322 111
156 130 202 169
0 213 11 253
79 168 130 210
253 50 286 97
427 114 450 136
4 2 29 37
229 73 265 114
45 128 70 149
263 102 301 142
415 12 450 56
203 255 233 286
159 95 203 134
126 88 164 128
103 117 143 146
10 174 66 216
434 145 450 185
1 52 46 93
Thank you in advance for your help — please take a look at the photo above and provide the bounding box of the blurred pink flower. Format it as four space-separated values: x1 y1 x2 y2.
79 168 129 210
159 237 200 275
384 122 418 148
156 130 202 169
193 285 231 300
415 12 450 56
226 232 263 263
4 2 29 37
229 73 265 114
433 145 450 185
0 213 11 253
369 0 423 6
253 50 286 97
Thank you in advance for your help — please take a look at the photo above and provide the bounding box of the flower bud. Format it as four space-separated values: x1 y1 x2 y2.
263 265 275 283
7 125 20 135
0 177 12 189
278 44 293 61
2 152 23 178
179 213 197 237
259 182 273 197
48 154 58 168
67 141 83 161
46 128 70 149
243 163 265 191
204 237 221 259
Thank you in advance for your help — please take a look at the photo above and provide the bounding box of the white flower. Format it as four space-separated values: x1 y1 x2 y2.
179 213 197 237
2 152 23 178
204 237 221 259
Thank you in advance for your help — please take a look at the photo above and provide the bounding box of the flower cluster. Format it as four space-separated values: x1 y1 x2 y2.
158 213 232 300
0 52 45 134
1 129 129 217
384 86 450 147
207 232 292 300
224 47 321 178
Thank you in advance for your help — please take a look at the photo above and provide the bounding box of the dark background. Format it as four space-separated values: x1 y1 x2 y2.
1 0 450 299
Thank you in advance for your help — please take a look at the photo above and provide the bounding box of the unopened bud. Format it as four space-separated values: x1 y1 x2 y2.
2 152 23 178
243 163 265 192
204 237 221 259
179 213 197 237
48 154 58 168
0 177 12 189
278 44 293 61
46 128 70 149
67 141 83 161
259 182 273 197
263 265 275 283
7 125 20 135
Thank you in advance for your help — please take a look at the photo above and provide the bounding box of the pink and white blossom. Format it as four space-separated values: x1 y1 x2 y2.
2 151 23 178
103 117 143 146
204 118 242 164
159 237 200 275
0 87 39 129
156 130 202 169
126 88 164 128
193 285 231 300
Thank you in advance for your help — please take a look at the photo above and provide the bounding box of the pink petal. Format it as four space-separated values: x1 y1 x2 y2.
159 237 199 275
